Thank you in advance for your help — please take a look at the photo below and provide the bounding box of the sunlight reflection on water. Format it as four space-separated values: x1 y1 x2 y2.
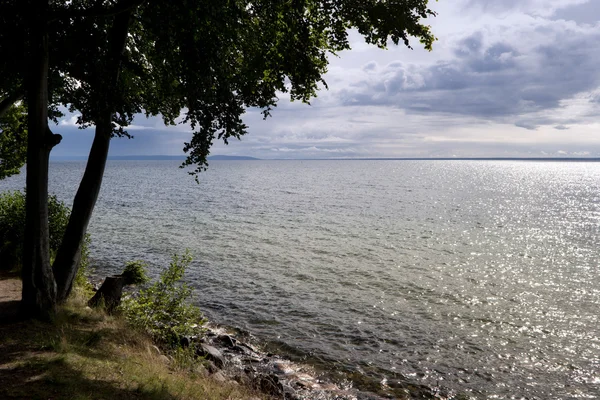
2 159 599 399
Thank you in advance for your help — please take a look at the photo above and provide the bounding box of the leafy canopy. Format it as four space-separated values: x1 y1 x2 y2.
0 0 436 174
0 104 27 179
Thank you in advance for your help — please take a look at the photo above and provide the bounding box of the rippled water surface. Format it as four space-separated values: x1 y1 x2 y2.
3 160 599 398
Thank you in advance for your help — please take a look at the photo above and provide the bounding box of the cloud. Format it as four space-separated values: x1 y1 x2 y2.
549 0 599 24
328 19 600 129
59 114 81 126
51 0 600 160
515 121 539 130
463 0 590 18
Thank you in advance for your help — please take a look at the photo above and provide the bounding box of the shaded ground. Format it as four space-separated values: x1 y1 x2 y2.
0 273 264 400
0 270 21 323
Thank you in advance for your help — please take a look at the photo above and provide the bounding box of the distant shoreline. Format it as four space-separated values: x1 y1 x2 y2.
49 155 600 162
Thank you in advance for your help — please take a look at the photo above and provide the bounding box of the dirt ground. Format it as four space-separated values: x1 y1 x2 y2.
0 271 21 322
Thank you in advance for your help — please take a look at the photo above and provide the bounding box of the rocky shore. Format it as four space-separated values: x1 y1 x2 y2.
91 275 388 399
184 322 389 400
92 275 442 400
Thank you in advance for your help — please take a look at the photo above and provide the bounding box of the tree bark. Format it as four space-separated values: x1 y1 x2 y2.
54 12 132 303
88 275 125 314
21 1 57 320
53 120 111 302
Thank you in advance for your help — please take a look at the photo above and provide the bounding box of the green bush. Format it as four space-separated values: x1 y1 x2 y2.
74 234 93 293
0 191 25 270
0 191 91 287
121 260 150 285
120 251 206 348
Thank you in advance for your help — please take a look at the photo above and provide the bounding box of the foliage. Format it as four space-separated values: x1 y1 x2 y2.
0 0 438 316
0 191 91 277
73 234 93 293
121 260 149 285
1 0 437 176
0 103 27 180
120 251 206 348
0 191 26 270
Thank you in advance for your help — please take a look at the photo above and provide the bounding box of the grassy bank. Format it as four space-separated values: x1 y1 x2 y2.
0 281 266 400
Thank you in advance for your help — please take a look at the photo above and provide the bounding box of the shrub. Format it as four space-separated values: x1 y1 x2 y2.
0 191 25 270
0 190 91 287
73 234 94 294
121 260 150 285
120 251 206 348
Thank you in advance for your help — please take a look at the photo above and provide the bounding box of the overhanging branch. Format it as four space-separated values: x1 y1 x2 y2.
49 0 147 21
0 90 24 118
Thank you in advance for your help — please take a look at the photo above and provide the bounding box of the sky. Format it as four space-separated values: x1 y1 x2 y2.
52 0 600 160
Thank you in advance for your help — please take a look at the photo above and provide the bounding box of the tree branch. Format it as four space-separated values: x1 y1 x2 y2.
0 90 24 118
45 127 62 149
49 0 147 21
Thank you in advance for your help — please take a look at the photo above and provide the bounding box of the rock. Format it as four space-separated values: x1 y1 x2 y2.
180 336 191 348
254 374 284 397
242 356 262 364
273 361 294 375
212 371 227 383
194 364 208 376
158 355 170 364
197 344 226 368
293 374 318 390
234 373 250 385
232 344 252 355
215 334 236 348
282 383 297 399
146 344 161 356
205 361 219 374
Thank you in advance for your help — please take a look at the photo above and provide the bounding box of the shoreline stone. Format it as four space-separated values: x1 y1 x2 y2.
88 275 396 399
195 322 389 400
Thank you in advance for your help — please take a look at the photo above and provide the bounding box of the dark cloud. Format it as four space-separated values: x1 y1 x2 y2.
551 1 600 24
334 23 600 127
515 121 539 130
362 61 378 72
463 0 524 14
462 0 590 18
52 2 600 159
52 125 190 157
453 32 484 58
467 43 519 73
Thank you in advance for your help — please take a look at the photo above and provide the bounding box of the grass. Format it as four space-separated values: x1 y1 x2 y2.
0 289 266 400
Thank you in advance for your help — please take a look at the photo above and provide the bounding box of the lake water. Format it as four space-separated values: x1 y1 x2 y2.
2 160 599 399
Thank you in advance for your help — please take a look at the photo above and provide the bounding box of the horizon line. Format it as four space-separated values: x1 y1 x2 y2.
48 155 600 162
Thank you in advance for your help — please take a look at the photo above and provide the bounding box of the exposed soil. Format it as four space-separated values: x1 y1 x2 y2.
0 271 21 323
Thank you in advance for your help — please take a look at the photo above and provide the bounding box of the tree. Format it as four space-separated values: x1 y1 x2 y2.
0 0 437 318
0 103 28 179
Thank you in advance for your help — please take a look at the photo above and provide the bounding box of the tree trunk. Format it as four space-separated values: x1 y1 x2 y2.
21 2 57 319
88 275 125 314
54 12 133 303
53 121 111 302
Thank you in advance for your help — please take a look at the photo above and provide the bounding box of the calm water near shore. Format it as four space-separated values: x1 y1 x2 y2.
3 159 599 399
